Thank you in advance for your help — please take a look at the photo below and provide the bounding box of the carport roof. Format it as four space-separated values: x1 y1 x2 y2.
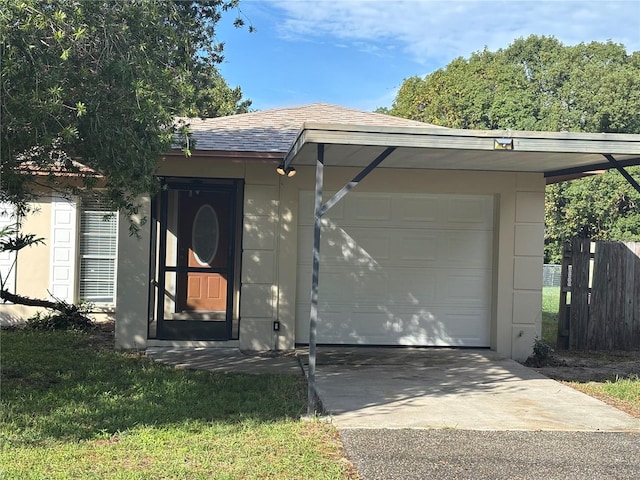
177 102 640 178
283 122 640 178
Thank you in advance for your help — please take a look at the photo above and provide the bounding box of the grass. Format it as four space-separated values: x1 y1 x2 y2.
569 376 640 419
0 329 356 479
542 286 561 347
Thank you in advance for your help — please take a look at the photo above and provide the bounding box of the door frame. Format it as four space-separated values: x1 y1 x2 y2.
149 177 244 341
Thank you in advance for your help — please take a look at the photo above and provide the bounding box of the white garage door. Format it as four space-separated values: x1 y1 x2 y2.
295 191 494 347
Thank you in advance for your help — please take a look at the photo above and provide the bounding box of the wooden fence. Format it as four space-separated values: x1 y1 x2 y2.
557 238 640 350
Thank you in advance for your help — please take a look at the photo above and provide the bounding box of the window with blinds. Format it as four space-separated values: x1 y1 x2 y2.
79 196 118 304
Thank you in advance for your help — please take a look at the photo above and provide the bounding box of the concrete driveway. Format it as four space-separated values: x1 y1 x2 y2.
148 346 640 478
300 347 640 431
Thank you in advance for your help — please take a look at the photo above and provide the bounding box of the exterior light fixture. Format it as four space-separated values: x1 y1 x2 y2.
494 138 514 150
276 164 296 177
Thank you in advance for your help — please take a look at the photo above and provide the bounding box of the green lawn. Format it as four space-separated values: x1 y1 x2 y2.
542 286 561 347
570 376 640 419
0 330 355 479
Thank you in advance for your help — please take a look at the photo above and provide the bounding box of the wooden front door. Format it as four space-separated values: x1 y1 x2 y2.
176 190 231 314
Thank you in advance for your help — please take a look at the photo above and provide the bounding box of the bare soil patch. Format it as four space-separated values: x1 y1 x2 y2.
525 350 640 383
86 320 116 351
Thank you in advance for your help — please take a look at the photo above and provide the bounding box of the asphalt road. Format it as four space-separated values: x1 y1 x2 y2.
340 429 640 480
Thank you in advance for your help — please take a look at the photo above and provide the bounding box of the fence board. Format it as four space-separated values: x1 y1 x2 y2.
569 238 591 350
561 239 640 351
588 242 606 350
623 244 635 350
632 243 640 348
556 243 572 350
608 243 624 350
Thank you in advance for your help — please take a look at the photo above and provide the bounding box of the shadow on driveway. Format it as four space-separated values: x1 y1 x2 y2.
298 347 640 431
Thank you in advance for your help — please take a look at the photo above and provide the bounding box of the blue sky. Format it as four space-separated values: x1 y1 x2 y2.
216 0 640 112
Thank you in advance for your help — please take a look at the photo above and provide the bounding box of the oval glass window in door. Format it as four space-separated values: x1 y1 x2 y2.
192 204 219 265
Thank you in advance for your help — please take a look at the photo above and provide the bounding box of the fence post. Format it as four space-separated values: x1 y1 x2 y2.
588 242 608 349
556 242 572 350
569 238 591 350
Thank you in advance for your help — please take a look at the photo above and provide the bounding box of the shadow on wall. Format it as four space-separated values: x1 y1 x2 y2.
115 204 153 349
0 311 29 327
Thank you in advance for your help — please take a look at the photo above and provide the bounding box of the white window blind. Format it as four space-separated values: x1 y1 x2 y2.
79 196 118 304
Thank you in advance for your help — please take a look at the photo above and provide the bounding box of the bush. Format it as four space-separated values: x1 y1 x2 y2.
532 337 554 361
25 302 95 331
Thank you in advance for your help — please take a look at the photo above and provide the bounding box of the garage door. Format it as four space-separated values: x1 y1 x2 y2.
295 191 494 347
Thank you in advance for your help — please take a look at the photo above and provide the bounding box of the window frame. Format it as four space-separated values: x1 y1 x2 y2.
77 196 119 307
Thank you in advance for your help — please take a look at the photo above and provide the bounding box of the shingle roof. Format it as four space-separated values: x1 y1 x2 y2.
180 103 437 153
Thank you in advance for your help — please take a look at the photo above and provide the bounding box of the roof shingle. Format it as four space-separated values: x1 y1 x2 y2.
181 103 436 153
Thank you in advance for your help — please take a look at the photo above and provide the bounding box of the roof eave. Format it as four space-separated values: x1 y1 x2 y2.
283 123 640 174
165 148 285 160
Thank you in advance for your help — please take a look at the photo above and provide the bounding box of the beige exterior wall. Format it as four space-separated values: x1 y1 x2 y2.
0 197 52 324
240 166 285 350
3 160 545 360
0 193 117 326
121 156 545 359
114 198 150 349
284 166 544 360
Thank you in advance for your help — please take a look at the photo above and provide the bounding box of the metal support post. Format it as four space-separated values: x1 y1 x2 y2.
308 143 324 415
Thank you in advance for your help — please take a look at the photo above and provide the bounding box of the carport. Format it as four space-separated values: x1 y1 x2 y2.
279 122 640 413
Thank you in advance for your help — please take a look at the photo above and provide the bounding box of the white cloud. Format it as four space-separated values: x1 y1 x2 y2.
265 0 640 63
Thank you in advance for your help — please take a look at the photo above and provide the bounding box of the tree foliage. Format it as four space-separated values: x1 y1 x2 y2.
1 0 251 221
387 35 640 262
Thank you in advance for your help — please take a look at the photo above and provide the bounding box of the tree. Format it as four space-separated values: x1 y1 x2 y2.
1 0 251 218
387 35 640 262
0 0 251 313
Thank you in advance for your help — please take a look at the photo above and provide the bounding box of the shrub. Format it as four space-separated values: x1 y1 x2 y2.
25 302 95 331
532 337 554 361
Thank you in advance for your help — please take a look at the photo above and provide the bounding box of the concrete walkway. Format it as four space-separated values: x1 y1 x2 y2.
145 346 303 375
299 347 640 432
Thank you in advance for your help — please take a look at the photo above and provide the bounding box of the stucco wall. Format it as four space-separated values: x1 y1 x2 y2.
117 155 545 359
240 165 284 350
0 197 52 324
114 198 150 349
511 175 545 360
0 193 118 327
281 166 544 360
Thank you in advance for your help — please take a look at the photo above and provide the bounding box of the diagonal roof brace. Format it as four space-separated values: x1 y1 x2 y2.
544 156 640 179
604 154 640 195
319 146 396 217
